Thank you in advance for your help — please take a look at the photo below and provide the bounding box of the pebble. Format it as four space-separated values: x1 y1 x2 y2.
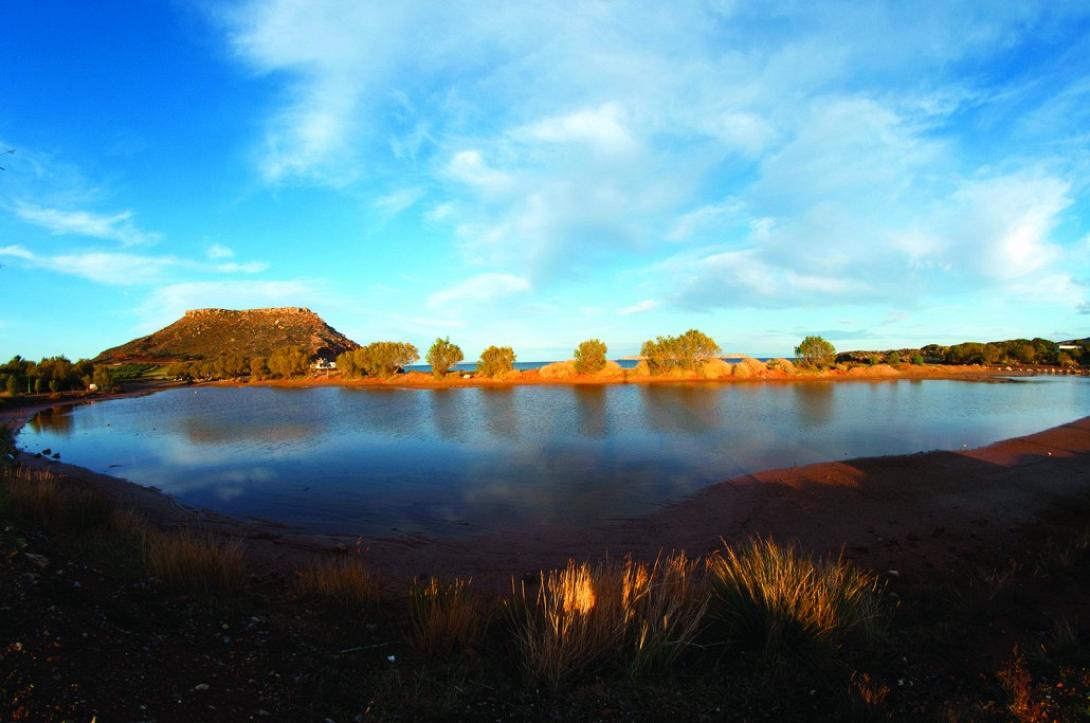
194 683 210 691
25 553 49 569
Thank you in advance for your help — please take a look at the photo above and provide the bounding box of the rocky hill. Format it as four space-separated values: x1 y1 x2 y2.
95 307 360 363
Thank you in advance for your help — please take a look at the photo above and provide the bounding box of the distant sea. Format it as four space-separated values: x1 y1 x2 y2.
405 357 775 374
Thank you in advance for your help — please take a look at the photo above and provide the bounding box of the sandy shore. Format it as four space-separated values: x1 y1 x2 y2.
5 382 1089 591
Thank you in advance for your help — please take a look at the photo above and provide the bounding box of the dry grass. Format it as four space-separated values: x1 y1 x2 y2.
2 466 137 536
407 576 486 656
699 359 732 379
998 645 1047 722
506 553 707 687
294 556 378 610
145 529 247 594
707 538 884 655
767 357 797 374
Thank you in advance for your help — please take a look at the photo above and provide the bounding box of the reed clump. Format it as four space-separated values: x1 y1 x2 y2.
707 537 884 655
294 556 379 610
407 576 486 656
145 529 247 594
3 466 132 536
506 553 707 687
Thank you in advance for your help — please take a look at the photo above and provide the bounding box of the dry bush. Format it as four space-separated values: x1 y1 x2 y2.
631 361 652 377
848 364 899 377
731 362 753 379
699 359 732 379
767 358 796 374
507 554 707 687
735 357 767 376
539 361 578 379
294 556 378 610
407 577 486 656
708 538 884 655
145 529 247 594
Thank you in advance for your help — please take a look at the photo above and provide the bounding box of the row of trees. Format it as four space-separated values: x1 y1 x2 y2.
165 346 313 382
1 355 116 396
837 338 1083 367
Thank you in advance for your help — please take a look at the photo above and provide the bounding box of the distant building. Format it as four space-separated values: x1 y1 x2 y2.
1058 344 1081 351
312 359 337 371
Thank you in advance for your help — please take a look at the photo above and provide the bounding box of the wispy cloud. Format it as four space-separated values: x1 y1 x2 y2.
618 299 658 316
14 202 160 246
206 243 235 259
0 245 268 285
427 272 530 308
373 187 424 217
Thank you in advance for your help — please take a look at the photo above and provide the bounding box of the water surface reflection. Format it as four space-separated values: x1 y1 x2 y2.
18 378 1090 537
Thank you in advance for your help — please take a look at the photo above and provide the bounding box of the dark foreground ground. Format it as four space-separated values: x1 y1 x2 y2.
2 419 1090 721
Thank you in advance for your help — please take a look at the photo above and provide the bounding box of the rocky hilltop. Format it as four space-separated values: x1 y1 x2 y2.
95 307 360 363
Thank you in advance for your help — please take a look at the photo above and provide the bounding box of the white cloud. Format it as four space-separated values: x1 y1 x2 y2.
0 244 34 260
215 261 269 274
668 198 745 241
427 272 530 308
373 187 424 217
14 203 160 246
206 243 235 259
0 245 269 285
444 151 511 194
618 299 658 315
516 103 636 154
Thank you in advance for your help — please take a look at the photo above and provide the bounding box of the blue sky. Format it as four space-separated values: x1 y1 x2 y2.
2 1 1090 361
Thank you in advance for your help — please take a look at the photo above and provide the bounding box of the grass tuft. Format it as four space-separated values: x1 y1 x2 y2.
3 466 133 535
294 556 378 610
145 529 247 594
506 553 707 687
707 537 884 656
407 576 486 656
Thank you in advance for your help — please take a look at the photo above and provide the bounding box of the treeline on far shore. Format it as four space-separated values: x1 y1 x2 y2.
837 337 1083 368
4 333 1087 395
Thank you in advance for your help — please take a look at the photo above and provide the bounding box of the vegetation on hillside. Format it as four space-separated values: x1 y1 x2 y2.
94 307 359 364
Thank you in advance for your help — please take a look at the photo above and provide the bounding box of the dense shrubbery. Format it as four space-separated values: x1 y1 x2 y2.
640 330 720 373
267 346 312 378
478 346 516 378
426 338 463 378
337 342 419 379
573 339 607 373
837 337 1077 367
795 336 836 369
1 355 95 395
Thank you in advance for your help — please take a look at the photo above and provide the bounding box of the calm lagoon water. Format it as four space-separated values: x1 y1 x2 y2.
19 377 1090 537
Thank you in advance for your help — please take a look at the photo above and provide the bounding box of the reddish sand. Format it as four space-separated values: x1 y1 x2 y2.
5 385 1089 592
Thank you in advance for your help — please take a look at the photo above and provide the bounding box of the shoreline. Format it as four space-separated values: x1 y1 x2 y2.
4 382 1089 591
222 362 1062 390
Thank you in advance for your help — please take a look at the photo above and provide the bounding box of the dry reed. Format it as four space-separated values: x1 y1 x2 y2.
294 556 378 609
145 529 247 594
407 576 486 656
707 537 884 655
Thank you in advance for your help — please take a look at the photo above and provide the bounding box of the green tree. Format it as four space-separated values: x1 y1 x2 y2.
356 341 419 378
477 345 515 378
795 336 836 368
426 337 463 379
92 365 113 392
640 329 720 373
267 345 311 379
573 339 608 373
